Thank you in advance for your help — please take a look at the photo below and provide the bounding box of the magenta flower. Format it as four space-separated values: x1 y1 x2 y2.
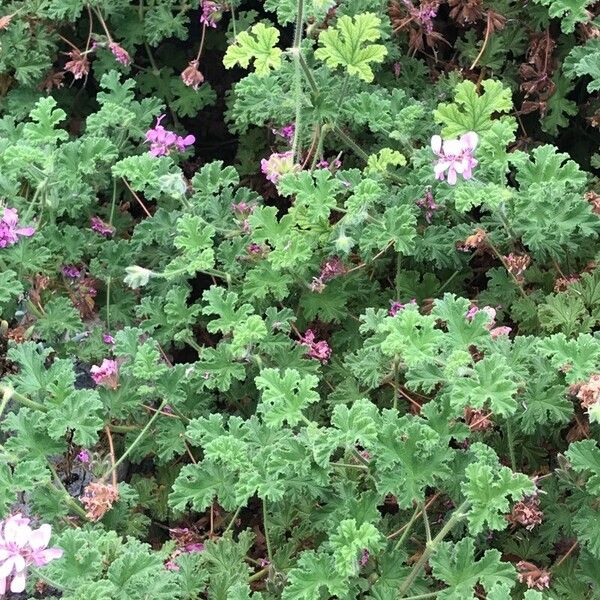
77 449 91 463
389 299 417 316
145 115 195 157
416 189 438 223
90 359 119 389
109 42 131 66
299 330 331 363
273 123 295 142
0 514 63 595
90 216 115 237
260 151 299 184
62 264 81 278
431 131 478 185
0 207 35 248
200 0 223 27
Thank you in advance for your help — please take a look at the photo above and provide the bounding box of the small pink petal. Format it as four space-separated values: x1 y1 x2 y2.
430 135 442 155
29 524 51 550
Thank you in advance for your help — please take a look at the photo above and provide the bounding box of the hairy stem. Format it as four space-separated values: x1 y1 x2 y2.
398 501 469 597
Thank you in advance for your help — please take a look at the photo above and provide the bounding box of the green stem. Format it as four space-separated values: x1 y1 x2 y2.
30 567 70 592
186 337 203 355
331 462 369 470
101 398 169 481
291 0 305 163
402 593 439 600
506 419 517 472
229 2 237 38
223 505 242 535
332 125 370 162
0 386 47 412
398 501 469 598
47 462 88 519
262 499 273 563
297 52 319 93
0 389 11 420
422 501 431 544
248 567 269 583
392 505 421 551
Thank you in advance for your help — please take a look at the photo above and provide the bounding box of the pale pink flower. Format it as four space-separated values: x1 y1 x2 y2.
466 305 511 338
490 326 512 338
0 207 35 248
260 151 299 184
299 330 331 362
90 216 114 237
0 514 63 595
90 359 119 389
200 1 223 27
389 299 417 316
431 131 478 185
109 42 131 66
145 115 195 157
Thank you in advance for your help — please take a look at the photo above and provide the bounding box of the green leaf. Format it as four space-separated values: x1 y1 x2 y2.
449 356 519 417
462 457 533 534
201 286 253 333
565 38 600 92
22 96 68 144
315 13 388 82
282 550 348 600
434 79 514 137
431 538 516 600
0 269 24 314
566 440 600 495
223 23 282 76
329 519 384 576
366 148 406 174
360 205 417 256
255 368 320 428
278 170 342 221
533 0 594 32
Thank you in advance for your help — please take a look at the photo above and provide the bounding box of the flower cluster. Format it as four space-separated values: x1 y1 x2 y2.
109 42 131 66
431 132 478 185
200 0 223 28
416 189 438 223
298 330 331 362
0 207 35 248
389 299 416 316
508 494 544 530
466 305 512 338
90 216 114 237
81 482 119 522
309 257 346 292
90 359 119 389
517 561 551 590
0 514 63 595
503 253 531 284
181 60 204 90
145 115 195 157
260 151 299 184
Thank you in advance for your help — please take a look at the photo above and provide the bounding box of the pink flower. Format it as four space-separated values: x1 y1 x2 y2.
260 151 299 184
109 42 131 66
0 207 35 248
490 326 512 338
465 305 511 338
181 60 204 90
62 264 81 278
299 329 331 363
145 115 195 157
77 449 91 463
103 333 115 345
184 543 204 553
90 216 114 237
273 123 295 142
165 559 180 571
90 359 119 389
316 158 342 170
310 257 347 292
200 0 223 27
431 131 478 185
358 549 369 567
389 299 417 316
416 189 438 223
0 514 63 595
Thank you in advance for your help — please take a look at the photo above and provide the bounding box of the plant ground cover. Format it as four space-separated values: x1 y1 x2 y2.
0 0 600 598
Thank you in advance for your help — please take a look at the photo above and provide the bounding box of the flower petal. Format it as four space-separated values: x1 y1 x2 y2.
29 524 51 550
430 135 442 155
460 131 479 150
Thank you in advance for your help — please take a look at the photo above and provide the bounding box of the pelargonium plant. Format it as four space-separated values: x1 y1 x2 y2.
0 0 600 599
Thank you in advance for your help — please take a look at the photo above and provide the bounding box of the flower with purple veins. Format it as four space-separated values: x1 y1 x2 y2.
90 359 119 389
62 264 81 278
109 42 131 66
260 151 300 184
90 216 115 237
0 514 63 595
298 329 331 363
200 0 223 27
145 115 195 157
431 131 479 185
0 207 35 248
389 299 416 316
